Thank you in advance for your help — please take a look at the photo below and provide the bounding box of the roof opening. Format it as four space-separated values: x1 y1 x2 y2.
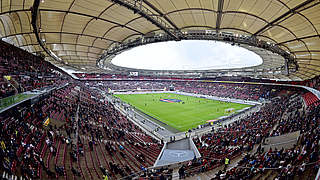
112 40 263 70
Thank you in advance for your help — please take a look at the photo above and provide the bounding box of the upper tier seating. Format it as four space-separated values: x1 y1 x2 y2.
0 40 66 99
90 80 300 101
302 92 320 107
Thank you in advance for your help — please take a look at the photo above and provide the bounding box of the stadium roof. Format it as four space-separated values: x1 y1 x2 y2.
0 0 319 80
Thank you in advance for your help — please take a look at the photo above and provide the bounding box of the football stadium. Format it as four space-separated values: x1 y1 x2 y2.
0 0 320 180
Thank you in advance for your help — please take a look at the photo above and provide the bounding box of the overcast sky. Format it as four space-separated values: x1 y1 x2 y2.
112 40 262 70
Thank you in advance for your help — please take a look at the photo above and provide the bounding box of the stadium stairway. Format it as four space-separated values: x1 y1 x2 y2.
86 139 103 179
82 139 95 180
80 133 154 171
2 171 23 180
172 168 180 180
183 151 245 180
96 141 119 179
251 169 279 180
184 140 273 180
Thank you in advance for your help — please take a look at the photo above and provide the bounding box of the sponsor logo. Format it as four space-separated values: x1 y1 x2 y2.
160 99 182 103
169 151 186 158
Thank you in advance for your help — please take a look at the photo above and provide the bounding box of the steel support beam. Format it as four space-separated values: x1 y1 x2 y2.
19 42 106 50
31 0 46 53
299 66 320 73
277 34 320 45
216 0 224 33
299 63 320 68
109 0 179 40
254 0 315 36
97 0 181 66
0 31 119 43
39 9 143 35
31 0 69 66
143 0 179 30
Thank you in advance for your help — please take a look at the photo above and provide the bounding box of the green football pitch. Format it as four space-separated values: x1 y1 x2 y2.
114 93 252 132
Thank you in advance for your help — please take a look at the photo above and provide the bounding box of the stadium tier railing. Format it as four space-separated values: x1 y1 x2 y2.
0 93 36 111
0 83 69 113
316 167 320 180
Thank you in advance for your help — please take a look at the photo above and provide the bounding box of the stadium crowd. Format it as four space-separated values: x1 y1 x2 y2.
92 80 294 101
176 91 319 179
0 39 320 179
183 96 288 175
212 99 319 180
0 78 319 179
0 41 66 99
0 82 167 179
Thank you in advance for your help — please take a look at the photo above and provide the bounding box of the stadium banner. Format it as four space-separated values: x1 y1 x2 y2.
129 72 139 76
159 98 182 103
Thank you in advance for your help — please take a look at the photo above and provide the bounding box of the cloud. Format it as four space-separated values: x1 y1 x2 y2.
112 40 262 70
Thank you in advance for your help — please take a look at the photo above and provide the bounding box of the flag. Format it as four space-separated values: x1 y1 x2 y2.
1 141 6 150
4 75 11 81
43 117 50 127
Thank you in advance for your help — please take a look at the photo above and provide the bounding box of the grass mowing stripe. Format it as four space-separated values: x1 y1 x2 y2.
115 93 252 132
